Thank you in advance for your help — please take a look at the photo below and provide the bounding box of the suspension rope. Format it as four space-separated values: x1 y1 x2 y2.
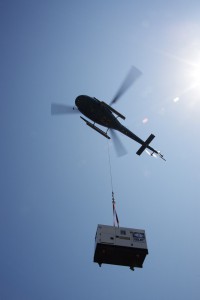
112 191 119 227
107 140 119 227
107 139 114 193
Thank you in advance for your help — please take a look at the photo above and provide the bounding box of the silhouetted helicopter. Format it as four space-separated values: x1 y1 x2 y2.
51 66 165 161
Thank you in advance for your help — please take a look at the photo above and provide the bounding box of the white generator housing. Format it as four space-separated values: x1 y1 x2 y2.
93 224 148 270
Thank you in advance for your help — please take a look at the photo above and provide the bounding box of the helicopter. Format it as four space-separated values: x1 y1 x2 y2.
51 66 165 161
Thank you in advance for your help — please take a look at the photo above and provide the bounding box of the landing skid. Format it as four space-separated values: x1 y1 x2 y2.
80 116 110 139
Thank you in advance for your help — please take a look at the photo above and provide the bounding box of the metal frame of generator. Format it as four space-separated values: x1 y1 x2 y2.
93 224 148 270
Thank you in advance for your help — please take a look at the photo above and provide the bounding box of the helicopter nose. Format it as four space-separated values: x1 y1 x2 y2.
75 95 90 109
75 95 86 108
75 96 80 107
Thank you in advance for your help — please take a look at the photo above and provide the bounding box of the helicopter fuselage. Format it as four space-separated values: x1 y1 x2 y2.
75 95 148 146
52 66 165 160
74 95 165 160
75 95 120 128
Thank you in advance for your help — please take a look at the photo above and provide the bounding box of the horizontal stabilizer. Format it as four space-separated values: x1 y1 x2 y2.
136 134 155 156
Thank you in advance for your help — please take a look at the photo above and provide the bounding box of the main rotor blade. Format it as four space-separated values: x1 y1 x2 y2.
51 103 78 115
110 129 127 157
110 66 142 105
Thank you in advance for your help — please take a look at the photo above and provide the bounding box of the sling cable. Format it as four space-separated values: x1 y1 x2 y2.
107 140 119 228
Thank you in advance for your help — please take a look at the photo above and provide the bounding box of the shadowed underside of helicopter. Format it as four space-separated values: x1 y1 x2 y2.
51 66 165 161
75 95 165 161
75 95 122 128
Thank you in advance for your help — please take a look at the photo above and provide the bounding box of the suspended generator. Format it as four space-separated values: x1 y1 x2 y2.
93 224 148 271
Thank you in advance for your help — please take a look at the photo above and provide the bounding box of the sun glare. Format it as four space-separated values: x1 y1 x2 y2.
187 60 200 86
172 50 200 108
173 97 180 103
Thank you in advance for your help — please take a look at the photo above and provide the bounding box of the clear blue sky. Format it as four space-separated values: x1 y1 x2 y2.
1 1 200 299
